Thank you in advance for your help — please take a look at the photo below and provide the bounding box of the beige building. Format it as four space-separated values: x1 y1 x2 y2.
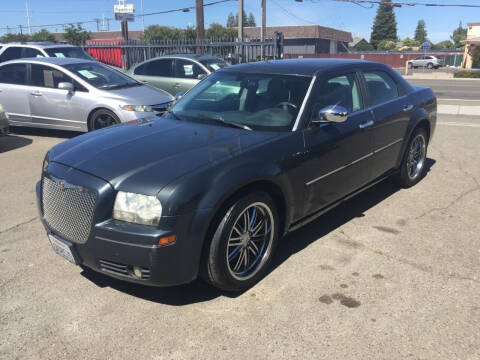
461 22 480 69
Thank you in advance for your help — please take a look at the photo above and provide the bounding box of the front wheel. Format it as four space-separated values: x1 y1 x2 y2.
408 63 413 69
89 109 119 131
427 63 434 69
203 192 279 291
394 127 428 188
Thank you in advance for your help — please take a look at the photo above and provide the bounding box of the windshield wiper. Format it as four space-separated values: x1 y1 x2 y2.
197 113 252 131
168 109 187 121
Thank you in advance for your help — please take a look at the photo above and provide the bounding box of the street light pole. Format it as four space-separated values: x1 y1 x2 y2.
261 0 266 60
140 0 145 31
238 0 243 62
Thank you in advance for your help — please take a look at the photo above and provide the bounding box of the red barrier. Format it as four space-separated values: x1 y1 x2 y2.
283 52 458 68
86 39 124 68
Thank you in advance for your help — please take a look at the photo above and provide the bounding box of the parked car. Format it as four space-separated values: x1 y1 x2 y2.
0 104 8 135
37 59 436 291
408 55 443 69
0 57 174 131
0 42 93 63
127 54 229 95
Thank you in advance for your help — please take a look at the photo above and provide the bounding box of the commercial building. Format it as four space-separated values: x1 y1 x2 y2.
461 22 480 69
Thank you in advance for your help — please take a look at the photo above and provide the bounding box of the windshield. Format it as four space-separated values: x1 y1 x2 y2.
172 72 311 132
63 62 139 90
200 58 229 72
45 47 92 60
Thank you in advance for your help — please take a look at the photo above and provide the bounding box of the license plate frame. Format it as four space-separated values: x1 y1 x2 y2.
48 233 80 265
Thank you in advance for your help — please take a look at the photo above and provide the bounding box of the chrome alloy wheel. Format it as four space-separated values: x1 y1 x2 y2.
407 133 426 180
94 113 117 130
226 202 274 281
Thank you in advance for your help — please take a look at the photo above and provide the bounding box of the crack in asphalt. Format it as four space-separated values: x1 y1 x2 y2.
0 217 38 235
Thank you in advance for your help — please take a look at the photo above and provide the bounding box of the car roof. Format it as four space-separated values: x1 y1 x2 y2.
221 58 381 76
2 57 95 66
0 42 78 49
155 54 223 61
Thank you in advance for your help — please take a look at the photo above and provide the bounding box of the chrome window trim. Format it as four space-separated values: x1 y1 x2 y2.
292 75 316 131
305 138 404 186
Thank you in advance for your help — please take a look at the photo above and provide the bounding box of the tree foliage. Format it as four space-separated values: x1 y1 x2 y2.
414 20 427 43
141 24 236 41
31 29 55 42
226 12 236 27
351 40 374 51
226 12 256 27
0 29 55 43
431 40 454 50
63 24 90 45
0 33 31 43
402 37 421 48
451 21 467 49
206 23 236 39
370 0 398 49
377 39 396 51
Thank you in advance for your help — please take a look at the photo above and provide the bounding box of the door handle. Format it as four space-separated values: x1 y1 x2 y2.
359 120 374 129
403 104 414 112
174 83 181 88
30 91 42 96
141 80 148 83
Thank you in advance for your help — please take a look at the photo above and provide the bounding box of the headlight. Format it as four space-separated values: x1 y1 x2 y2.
113 191 162 226
120 105 153 112
42 151 50 173
0 104 4 112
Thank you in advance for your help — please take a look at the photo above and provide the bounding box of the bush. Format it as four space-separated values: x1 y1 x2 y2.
377 40 397 51
454 70 480 78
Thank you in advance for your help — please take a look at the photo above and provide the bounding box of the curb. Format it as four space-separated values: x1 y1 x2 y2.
438 104 480 116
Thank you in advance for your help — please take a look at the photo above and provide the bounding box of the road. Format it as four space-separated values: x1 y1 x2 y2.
1 114 480 359
407 78 480 101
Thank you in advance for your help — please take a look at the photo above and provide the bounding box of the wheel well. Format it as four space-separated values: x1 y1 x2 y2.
198 180 287 276
416 119 431 141
87 107 117 131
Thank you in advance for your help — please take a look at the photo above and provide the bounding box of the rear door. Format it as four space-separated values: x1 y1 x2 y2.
0 63 31 124
28 64 89 131
132 58 175 94
362 70 412 178
302 71 375 215
172 59 206 94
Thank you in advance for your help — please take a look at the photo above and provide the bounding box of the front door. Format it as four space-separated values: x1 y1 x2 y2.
0 63 31 125
28 64 88 131
302 72 374 216
132 58 176 95
172 59 205 94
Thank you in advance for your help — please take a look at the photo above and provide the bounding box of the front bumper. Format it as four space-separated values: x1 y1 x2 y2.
0 113 9 135
36 164 209 287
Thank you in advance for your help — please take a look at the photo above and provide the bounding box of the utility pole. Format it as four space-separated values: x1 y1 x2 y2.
140 0 145 31
261 0 266 60
25 0 32 35
238 0 243 62
195 0 205 55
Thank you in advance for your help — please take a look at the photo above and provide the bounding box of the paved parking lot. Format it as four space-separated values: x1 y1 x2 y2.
1 113 479 359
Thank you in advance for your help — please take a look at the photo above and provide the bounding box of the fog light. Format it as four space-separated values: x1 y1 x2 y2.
158 234 176 246
133 266 142 278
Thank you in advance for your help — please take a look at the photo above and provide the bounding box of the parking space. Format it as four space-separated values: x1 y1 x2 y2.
1 113 479 359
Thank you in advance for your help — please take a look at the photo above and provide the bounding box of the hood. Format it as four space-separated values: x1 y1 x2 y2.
49 117 279 195
101 84 173 105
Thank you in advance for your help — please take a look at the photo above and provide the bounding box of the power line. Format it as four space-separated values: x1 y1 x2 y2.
0 0 237 33
331 0 480 7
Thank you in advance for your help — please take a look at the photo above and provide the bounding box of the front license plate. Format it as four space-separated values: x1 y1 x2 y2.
48 234 78 265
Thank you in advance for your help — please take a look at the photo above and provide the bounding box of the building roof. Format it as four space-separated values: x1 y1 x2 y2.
462 37 480 44
221 58 375 76
349 37 367 47
467 23 480 27
242 25 352 43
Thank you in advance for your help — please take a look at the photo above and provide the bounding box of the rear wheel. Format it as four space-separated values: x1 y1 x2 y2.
427 62 434 69
408 62 413 69
89 109 119 131
394 127 428 188
203 192 279 291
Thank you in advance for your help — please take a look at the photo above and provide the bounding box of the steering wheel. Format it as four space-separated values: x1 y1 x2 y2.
275 102 298 111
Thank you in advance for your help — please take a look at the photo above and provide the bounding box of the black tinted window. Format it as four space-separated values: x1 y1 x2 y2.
45 47 91 60
135 59 172 77
364 71 399 106
0 47 23 62
0 63 27 85
174 59 206 79
23 47 44 58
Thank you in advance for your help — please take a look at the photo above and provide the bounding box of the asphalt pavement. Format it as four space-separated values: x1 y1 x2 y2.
1 114 480 359
406 78 480 101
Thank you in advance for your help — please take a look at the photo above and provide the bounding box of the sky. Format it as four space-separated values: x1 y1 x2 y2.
0 0 479 43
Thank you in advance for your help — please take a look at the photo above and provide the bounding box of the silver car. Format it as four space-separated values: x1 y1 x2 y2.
0 42 92 62
0 58 174 132
408 55 443 69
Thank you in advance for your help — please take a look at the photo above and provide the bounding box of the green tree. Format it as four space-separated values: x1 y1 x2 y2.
183 26 196 40
351 40 374 51
31 29 55 42
63 24 90 45
231 12 248 27
370 0 398 49
414 20 427 43
403 37 421 48
226 12 236 27
451 21 467 49
206 23 236 39
0 32 31 42
247 12 256 27
377 39 396 50
140 25 182 41
431 40 454 50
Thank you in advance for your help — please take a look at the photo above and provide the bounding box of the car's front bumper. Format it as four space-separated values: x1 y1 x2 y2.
0 112 9 135
36 164 209 287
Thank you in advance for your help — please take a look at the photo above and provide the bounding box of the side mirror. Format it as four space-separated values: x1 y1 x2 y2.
197 73 206 80
174 92 185 100
58 82 74 93
315 105 348 124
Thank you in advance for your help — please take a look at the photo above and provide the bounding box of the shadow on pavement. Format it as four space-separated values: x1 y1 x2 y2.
9 126 79 139
81 158 436 305
0 134 33 153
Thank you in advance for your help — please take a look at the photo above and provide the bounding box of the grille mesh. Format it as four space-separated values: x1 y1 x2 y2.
42 176 97 244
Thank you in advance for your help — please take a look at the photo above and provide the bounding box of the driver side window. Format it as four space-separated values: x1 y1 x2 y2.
310 73 363 120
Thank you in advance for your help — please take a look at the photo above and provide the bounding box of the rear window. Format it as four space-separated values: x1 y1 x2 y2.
0 47 22 62
45 47 91 60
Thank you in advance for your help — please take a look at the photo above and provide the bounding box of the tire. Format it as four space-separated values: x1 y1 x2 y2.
427 63 433 69
88 109 119 131
394 127 428 188
203 192 279 291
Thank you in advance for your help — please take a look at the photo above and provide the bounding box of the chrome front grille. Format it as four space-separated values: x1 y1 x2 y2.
42 175 97 244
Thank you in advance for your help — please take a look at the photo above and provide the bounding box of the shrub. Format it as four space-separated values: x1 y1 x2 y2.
454 70 480 78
